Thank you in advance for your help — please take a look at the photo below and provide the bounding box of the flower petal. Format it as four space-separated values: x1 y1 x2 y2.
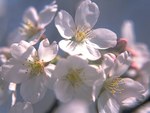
55 10 75 39
38 2 57 28
43 64 56 89
82 43 101 60
81 65 100 87
90 28 117 49
20 76 47 104
1 58 29 83
38 39 58 62
59 40 81 55
75 0 99 29
54 79 74 102
10 40 36 62
23 7 39 24
98 91 111 113
28 29 45 45
9 102 33 113
102 53 116 75
110 51 132 77
114 78 145 102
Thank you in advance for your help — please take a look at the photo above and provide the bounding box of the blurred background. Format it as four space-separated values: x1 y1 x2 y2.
0 0 149 113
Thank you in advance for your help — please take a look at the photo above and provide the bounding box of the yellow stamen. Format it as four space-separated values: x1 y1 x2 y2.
74 26 91 43
27 59 44 76
104 77 124 95
20 19 39 38
65 68 83 87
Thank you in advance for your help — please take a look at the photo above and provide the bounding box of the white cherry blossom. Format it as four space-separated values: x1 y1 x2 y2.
55 0 117 60
53 56 100 103
1 39 58 104
8 1 57 45
93 51 145 113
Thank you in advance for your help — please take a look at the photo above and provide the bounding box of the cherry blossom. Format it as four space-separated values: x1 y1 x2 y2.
55 0 117 60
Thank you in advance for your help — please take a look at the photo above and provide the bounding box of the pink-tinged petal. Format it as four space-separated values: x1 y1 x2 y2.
110 51 132 77
1 59 29 84
82 43 101 60
23 7 39 24
114 78 145 102
9 102 33 113
20 76 47 104
90 28 117 49
38 2 57 28
59 40 82 55
54 79 74 103
55 10 75 39
75 0 99 29
38 39 58 62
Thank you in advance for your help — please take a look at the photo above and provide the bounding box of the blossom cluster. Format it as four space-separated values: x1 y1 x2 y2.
0 0 149 113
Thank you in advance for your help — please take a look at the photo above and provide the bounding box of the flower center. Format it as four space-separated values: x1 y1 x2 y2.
74 26 91 43
66 68 83 87
104 77 124 95
20 19 40 38
75 31 86 42
27 60 44 76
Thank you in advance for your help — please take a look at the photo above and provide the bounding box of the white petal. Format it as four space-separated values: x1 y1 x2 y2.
103 98 120 113
81 65 100 86
43 64 56 89
110 51 132 77
1 59 29 83
75 0 99 29
67 56 88 69
44 64 55 78
102 53 116 75
82 43 101 60
59 40 82 55
98 91 111 113
55 10 75 39
92 80 104 102
114 78 145 102
54 80 74 102
90 28 117 49
10 40 36 61
53 58 70 79
23 7 39 24
38 3 57 28
75 84 93 102
28 29 45 45
38 39 58 62
9 102 33 113
20 76 47 104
